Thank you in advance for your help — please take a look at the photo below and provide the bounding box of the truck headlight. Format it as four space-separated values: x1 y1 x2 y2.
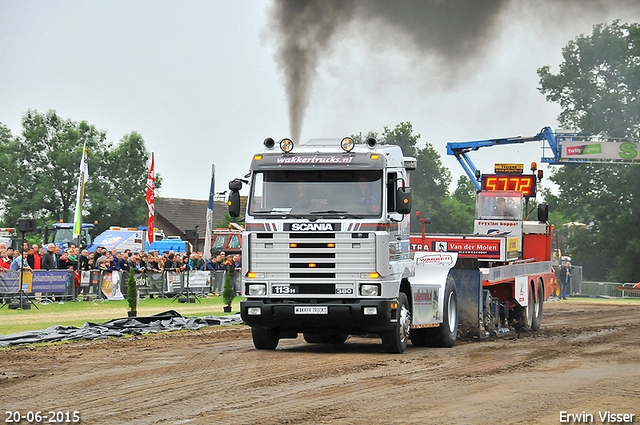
247 283 266 296
360 284 380 296
247 307 262 315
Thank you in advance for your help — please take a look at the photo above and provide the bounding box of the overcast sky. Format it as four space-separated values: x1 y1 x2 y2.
2 1 640 202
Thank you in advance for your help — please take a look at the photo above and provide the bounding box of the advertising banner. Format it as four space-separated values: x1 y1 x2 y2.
0 270 69 293
185 271 209 288
561 141 640 161
101 273 124 300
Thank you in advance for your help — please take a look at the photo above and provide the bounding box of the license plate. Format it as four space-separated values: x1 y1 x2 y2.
294 306 328 315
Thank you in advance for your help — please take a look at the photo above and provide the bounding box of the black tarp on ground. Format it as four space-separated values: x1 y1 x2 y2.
0 310 243 347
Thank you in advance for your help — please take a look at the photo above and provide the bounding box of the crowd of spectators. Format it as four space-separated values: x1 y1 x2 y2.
1 241 242 301
0 241 241 276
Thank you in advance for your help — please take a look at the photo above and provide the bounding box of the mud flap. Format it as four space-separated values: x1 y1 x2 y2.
449 258 483 339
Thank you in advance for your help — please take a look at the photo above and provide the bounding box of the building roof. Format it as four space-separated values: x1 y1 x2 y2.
155 197 246 240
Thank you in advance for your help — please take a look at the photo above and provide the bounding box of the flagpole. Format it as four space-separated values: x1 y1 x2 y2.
146 153 155 253
73 142 88 299
203 164 215 260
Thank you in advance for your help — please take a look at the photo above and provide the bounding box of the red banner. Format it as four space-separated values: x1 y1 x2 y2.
146 154 155 245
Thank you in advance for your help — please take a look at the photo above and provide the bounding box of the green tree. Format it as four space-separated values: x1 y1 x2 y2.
0 110 160 233
538 21 640 281
126 271 138 314
0 123 17 218
353 122 473 234
217 211 245 230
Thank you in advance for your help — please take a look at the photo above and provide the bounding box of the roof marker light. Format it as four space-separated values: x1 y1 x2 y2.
341 137 355 152
280 138 294 153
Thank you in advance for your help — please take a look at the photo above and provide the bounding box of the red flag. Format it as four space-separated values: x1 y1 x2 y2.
146 153 155 245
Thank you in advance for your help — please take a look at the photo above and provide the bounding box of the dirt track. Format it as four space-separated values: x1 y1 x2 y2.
2 300 639 425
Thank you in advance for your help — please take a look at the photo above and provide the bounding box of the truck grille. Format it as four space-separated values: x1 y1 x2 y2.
250 231 376 285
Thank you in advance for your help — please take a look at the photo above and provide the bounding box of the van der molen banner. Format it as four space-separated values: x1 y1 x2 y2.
561 141 639 161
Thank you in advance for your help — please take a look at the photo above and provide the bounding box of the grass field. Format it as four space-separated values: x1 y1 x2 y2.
0 296 243 336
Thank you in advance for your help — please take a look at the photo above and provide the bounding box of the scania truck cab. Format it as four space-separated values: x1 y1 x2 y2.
228 137 419 353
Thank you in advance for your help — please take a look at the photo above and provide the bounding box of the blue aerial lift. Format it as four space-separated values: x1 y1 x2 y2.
446 126 640 190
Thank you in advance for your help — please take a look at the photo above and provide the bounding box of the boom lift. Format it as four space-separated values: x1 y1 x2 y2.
447 126 640 191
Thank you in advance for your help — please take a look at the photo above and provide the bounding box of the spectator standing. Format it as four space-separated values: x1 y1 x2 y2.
147 253 161 272
132 254 147 273
79 249 90 270
164 253 177 272
0 249 12 270
202 255 220 271
156 256 165 272
11 251 33 272
27 244 41 269
119 252 131 272
41 244 57 270
68 248 79 270
175 254 187 272
232 254 242 273
190 252 205 270
98 256 112 272
87 251 97 269
57 251 73 270
559 261 571 300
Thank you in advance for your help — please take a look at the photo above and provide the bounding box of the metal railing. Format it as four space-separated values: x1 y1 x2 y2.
1 269 242 303
580 281 640 299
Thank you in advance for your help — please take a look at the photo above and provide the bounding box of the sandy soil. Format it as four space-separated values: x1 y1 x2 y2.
1 299 639 425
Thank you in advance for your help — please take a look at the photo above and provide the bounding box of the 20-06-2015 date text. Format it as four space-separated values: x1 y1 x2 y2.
5 411 80 423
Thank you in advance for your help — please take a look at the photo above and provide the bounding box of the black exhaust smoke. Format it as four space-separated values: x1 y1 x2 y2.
268 0 640 143
268 0 507 143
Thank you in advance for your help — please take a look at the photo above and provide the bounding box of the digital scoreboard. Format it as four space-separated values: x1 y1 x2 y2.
481 174 536 197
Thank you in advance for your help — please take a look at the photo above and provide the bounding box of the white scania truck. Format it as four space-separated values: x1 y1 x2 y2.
227 137 463 353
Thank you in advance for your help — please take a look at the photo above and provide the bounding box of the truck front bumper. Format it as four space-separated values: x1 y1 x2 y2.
240 299 397 335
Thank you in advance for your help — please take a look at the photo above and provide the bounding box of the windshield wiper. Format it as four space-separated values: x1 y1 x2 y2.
310 210 363 219
252 212 306 220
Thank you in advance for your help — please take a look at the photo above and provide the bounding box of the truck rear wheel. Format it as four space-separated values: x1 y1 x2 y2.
303 332 348 344
531 281 543 331
515 283 535 330
410 277 458 347
381 293 410 354
431 276 458 347
251 327 279 350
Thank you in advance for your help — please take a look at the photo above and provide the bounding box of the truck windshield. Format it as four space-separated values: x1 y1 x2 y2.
475 191 523 220
53 228 93 246
249 170 383 217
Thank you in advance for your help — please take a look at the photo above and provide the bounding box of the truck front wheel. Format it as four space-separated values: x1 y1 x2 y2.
381 293 411 354
251 327 279 350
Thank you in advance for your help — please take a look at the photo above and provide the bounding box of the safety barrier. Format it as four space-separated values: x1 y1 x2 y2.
581 281 640 299
87 269 242 300
0 269 242 302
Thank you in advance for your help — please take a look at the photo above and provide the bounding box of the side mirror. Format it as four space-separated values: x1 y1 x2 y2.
228 180 242 218
396 187 411 215
229 179 243 191
538 203 549 222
